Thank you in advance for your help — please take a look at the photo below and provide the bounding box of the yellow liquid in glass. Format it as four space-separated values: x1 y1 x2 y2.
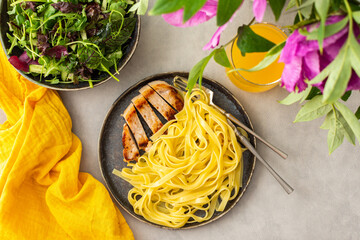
226 23 287 92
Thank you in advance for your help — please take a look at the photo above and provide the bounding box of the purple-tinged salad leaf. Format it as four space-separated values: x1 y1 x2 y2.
9 52 39 72
45 46 69 59
37 34 50 54
51 2 82 13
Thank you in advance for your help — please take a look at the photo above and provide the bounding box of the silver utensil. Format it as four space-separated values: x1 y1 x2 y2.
227 119 294 194
173 76 288 159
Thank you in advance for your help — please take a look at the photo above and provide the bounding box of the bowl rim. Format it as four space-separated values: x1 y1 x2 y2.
0 2 141 91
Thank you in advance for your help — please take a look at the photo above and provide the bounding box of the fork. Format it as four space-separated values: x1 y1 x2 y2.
173 76 288 159
173 76 294 194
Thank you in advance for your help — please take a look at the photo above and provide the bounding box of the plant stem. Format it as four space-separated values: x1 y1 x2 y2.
295 0 304 22
343 0 353 34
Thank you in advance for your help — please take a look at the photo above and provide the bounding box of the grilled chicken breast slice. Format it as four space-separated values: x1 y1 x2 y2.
148 81 184 112
139 85 177 121
131 95 163 134
122 123 140 162
123 103 149 150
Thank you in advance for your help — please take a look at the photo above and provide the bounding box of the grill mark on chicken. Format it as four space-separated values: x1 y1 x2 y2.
148 81 184 112
131 95 163 134
139 85 177 121
122 123 140 161
123 103 149 150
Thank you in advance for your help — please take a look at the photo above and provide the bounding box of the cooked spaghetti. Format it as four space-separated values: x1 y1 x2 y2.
113 89 244 228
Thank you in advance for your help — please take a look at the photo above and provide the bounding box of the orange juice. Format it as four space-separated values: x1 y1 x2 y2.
226 23 287 92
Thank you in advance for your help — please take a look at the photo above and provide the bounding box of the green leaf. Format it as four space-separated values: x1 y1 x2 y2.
187 51 215 93
217 0 243 26
337 110 356 145
315 0 330 52
294 95 332 122
279 86 311 105
286 0 297 10
128 2 140 12
341 91 352 101
355 106 360 120
236 25 276 56
214 48 231 68
299 17 348 40
335 101 360 144
330 0 341 11
268 0 286 20
228 41 285 73
349 32 360 78
149 0 184 15
354 11 360 24
323 46 351 104
138 0 149 15
320 111 333 129
183 0 207 22
305 87 321 100
327 111 344 154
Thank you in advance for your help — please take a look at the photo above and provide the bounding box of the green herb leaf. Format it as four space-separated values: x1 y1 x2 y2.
354 11 360 24
341 91 352 101
286 0 297 10
327 111 344 154
149 0 184 15
214 48 231 68
187 51 215 93
305 87 321 100
138 0 149 15
335 101 360 144
314 0 330 52
268 0 286 21
355 106 360 120
330 0 341 11
349 32 360 78
217 0 243 26
323 46 351 104
320 111 333 129
294 95 332 122
236 25 276 56
279 86 311 105
299 17 348 40
338 110 356 145
229 41 285 73
183 0 207 22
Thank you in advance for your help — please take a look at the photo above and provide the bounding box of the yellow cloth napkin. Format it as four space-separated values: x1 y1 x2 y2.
0 48 134 239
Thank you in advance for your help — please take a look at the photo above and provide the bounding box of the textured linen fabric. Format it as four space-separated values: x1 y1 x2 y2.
0 48 134 240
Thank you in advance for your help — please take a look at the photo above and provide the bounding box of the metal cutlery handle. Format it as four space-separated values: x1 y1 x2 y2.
212 104 288 159
228 120 294 194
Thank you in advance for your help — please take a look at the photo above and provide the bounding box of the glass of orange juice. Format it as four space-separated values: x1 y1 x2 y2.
226 23 287 92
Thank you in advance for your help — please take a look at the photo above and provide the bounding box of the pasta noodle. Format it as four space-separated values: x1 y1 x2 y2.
113 89 244 228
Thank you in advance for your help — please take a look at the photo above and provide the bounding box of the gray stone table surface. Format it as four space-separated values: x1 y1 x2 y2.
1 1 360 239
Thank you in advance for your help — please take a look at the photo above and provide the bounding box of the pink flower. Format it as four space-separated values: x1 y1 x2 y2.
162 0 217 28
253 0 267 22
279 16 360 93
162 0 234 50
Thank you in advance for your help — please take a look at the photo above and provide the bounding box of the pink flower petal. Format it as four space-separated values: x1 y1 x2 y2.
303 51 320 80
162 0 217 28
253 0 267 22
281 56 307 92
203 23 228 50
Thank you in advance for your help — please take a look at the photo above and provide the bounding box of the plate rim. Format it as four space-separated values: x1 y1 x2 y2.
98 71 257 229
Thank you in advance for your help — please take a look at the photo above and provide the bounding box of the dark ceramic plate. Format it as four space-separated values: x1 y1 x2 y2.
0 0 140 91
99 72 256 229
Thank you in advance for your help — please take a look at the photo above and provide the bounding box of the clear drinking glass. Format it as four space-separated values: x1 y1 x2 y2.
226 23 288 93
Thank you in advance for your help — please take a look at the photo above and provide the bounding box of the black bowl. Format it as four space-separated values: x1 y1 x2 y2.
0 0 140 91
